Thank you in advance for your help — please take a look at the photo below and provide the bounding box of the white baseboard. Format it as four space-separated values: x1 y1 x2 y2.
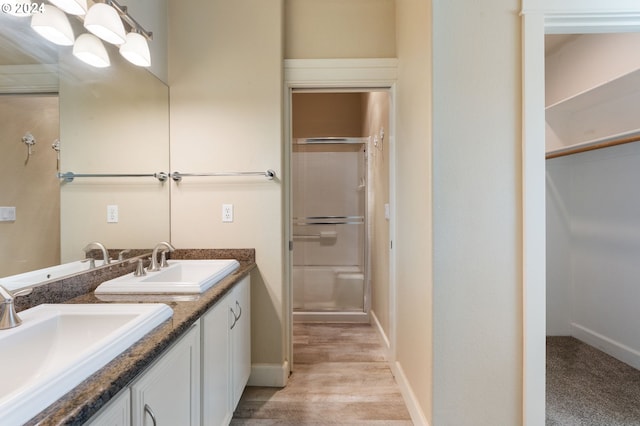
571 322 640 370
247 361 290 387
370 311 428 426
391 361 430 426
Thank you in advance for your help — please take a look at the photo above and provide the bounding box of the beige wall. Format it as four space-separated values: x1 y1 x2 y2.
292 93 362 138
432 0 522 424
0 95 60 276
285 0 396 59
362 92 391 336
395 0 433 422
59 50 170 262
169 0 285 366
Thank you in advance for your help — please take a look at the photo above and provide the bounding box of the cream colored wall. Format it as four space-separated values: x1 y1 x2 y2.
545 33 640 107
395 0 433 422
432 0 522 424
292 93 362 137
59 50 170 262
362 92 390 335
169 0 284 366
285 0 396 59
0 95 60 276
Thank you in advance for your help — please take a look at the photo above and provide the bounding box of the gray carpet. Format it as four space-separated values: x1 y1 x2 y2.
547 337 640 425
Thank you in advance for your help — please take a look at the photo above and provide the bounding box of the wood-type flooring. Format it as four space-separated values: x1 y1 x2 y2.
231 322 413 425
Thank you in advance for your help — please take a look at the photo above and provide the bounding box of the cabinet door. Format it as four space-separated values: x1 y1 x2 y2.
230 275 251 409
201 296 231 425
86 388 130 426
131 322 200 426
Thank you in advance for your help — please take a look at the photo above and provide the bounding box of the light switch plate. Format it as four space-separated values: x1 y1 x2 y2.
0 207 16 222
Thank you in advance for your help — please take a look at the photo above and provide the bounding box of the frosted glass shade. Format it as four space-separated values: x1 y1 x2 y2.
83 3 126 45
48 0 87 16
119 32 151 67
30 5 74 46
73 33 110 68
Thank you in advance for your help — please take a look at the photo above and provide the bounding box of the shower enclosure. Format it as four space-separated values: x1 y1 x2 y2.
292 138 368 316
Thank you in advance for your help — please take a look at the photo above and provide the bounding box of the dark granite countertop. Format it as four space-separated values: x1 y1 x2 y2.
24 249 256 426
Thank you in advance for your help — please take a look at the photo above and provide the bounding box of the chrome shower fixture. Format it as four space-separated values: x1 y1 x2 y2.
22 132 36 158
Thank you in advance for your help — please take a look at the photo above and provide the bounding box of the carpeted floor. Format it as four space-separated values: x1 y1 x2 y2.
547 336 640 425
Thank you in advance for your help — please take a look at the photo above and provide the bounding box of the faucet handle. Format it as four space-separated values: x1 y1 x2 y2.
81 257 96 269
160 251 170 268
129 258 147 276
0 285 33 330
118 249 132 261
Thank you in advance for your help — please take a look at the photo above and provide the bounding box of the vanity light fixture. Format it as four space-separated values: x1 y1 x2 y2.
30 4 74 46
119 31 151 67
48 0 88 16
73 33 110 68
83 2 126 45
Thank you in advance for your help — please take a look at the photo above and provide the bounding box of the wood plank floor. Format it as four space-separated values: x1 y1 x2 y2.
231 322 413 425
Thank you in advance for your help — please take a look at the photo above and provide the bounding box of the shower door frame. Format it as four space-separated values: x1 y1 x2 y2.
283 58 398 370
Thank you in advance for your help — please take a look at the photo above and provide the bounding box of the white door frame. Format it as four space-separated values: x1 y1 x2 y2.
283 58 399 367
521 2 640 424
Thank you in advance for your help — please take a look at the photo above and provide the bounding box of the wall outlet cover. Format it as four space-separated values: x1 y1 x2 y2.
0 207 16 222
222 204 233 222
107 205 119 223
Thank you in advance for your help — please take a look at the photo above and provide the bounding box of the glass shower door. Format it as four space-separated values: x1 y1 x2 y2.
292 139 367 313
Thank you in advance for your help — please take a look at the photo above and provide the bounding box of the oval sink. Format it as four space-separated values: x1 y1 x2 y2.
0 303 172 426
95 259 240 294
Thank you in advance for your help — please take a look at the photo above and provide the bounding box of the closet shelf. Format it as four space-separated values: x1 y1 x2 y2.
546 68 640 150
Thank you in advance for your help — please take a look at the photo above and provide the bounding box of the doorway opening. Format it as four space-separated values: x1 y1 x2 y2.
544 32 640 423
290 90 390 324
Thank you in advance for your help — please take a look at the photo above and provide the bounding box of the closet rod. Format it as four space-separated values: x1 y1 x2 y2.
58 171 168 183
546 134 640 159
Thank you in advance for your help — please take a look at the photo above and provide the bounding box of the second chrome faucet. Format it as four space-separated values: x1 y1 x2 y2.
148 241 176 272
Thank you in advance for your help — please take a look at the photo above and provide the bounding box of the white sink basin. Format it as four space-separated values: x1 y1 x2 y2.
95 259 240 294
0 303 172 426
0 260 94 291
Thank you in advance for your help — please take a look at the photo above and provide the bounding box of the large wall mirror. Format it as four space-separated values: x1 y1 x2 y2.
0 7 169 279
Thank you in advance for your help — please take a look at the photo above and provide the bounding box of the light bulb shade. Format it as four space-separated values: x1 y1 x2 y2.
6 0 33 17
83 3 126 45
30 5 74 46
48 0 87 16
73 33 110 68
119 32 151 67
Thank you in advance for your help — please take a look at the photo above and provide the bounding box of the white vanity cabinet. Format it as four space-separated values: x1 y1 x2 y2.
86 389 131 426
201 275 251 425
230 275 251 409
131 322 201 426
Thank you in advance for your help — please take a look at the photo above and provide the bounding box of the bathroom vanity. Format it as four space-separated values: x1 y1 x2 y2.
9 249 255 426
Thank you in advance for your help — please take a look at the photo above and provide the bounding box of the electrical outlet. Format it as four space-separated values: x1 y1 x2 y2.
107 205 119 223
222 204 233 222
0 207 16 222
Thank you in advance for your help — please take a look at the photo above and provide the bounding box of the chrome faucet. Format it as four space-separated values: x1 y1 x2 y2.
83 241 110 266
148 241 175 272
0 286 33 330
